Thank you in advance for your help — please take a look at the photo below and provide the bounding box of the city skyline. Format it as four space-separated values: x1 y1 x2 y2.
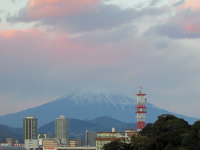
0 0 200 119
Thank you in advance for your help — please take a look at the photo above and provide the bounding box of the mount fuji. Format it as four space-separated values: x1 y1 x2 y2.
0 91 198 127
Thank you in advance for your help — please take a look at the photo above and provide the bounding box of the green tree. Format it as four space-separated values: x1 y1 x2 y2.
182 120 200 150
103 139 130 150
130 136 152 150
141 114 190 150
102 115 200 150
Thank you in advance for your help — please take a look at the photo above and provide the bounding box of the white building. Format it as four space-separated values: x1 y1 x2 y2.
38 133 47 148
124 129 137 143
95 129 124 150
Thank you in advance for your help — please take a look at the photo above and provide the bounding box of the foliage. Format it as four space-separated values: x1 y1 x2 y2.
103 114 200 150
140 114 190 150
130 136 152 150
103 139 130 150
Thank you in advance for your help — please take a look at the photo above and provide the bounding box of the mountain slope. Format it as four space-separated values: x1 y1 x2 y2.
0 124 23 142
0 91 198 127
39 116 137 139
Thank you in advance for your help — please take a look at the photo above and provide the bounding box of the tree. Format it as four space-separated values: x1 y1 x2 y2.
141 114 190 149
103 140 130 150
182 120 200 150
103 114 199 150
130 136 152 150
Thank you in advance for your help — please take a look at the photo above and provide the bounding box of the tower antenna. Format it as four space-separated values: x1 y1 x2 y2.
136 86 147 131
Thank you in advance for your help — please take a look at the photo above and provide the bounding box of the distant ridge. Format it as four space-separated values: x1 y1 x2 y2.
0 91 198 127
0 116 137 141
39 116 137 139
0 124 22 142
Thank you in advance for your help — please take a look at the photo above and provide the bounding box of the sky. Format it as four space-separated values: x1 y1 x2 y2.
0 0 200 118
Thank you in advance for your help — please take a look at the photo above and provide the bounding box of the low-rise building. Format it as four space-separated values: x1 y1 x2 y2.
43 138 59 150
0 145 26 150
24 139 39 150
6 138 15 146
96 131 124 150
124 129 137 143
38 133 47 148
69 139 82 147
56 146 96 150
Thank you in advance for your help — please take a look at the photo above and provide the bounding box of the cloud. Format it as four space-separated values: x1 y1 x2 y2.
2 0 200 119
0 28 133 98
1 26 200 119
183 0 200 10
147 1 200 39
8 0 100 21
24 0 99 19
7 0 162 33
44 4 139 33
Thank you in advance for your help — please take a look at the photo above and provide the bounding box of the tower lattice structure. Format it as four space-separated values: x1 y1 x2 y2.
136 87 147 131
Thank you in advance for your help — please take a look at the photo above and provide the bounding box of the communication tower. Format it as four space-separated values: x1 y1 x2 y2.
136 86 147 131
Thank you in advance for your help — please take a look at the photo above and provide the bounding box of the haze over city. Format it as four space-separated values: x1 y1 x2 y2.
0 0 200 119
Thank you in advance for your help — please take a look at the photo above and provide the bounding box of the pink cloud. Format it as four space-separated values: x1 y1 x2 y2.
183 0 200 10
0 29 45 38
175 10 200 34
0 29 73 62
1 30 18 38
0 28 127 70
185 23 200 34
152 0 200 38
23 0 100 20
172 0 200 35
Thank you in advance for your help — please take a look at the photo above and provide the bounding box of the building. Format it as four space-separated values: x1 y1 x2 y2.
85 130 96 146
56 146 96 150
124 129 137 143
23 116 39 150
42 138 59 150
38 133 47 148
55 116 69 145
69 139 82 147
95 129 124 150
0 146 26 150
6 138 15 146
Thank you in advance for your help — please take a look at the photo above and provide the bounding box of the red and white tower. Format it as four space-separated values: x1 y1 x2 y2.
136 86 147 131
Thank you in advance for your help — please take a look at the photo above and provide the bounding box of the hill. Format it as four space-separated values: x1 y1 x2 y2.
0 116 136 141
39 116 137 139
0 124 23 142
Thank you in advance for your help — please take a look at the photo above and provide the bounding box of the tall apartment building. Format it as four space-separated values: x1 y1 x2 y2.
23 116 39 150
85 130 96 146
55 116 69 145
